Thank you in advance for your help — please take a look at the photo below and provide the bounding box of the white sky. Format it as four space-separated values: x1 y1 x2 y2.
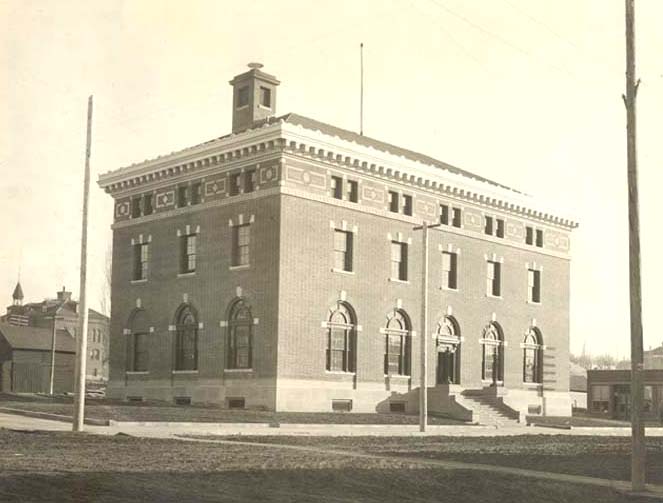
2 0 662 358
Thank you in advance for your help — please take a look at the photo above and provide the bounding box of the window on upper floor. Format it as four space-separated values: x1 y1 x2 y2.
231 223 250 267
191 182 202 205
536 229 544 247
402 194 413 216
331 176 343 199
485 216 505 238
347 180 358 203
177 186 188 208
132 242 149 281
528 268 541 303
486 260 501 297
451 207 462 228
440 204 450 225
388 191 399 213
390 241 408 281
526 226 534 245
229 173 241 196
244 170 256 193
180 233 197 274
131 197 141 218
442 251 458 290
333 229 354 272
143 194 153 216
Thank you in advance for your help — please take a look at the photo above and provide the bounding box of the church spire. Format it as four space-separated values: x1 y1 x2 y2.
12 281 24 306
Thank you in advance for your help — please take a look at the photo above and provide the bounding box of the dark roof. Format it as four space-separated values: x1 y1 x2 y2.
12 281 23 300
0 323 76 352
20 300 108 322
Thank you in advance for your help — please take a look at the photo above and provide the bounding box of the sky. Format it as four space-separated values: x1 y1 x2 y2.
1 0 662 358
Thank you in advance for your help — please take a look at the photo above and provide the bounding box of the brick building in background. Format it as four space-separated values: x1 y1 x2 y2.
98 64 577 419
3 283 109 382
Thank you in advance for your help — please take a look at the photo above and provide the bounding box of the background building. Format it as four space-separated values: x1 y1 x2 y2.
3 283 109 382
0 323 75 393
98 64 577 420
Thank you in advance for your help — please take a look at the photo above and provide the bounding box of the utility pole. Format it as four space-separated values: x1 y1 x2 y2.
624 0 645 492
73 95 93 432
360 42 364 136
414 221 440 432
48 309 60 396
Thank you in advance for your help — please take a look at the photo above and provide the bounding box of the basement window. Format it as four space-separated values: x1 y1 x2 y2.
228 397 246 409
332 399 353 412
174 396 191 406
389 402 406 413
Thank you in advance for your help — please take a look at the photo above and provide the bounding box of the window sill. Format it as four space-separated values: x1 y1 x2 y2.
126 371 149 375
130 279 148 284
177 272 196 278
229 264 250 271
331 268 354 275
384 374 411 379
527 300 542 306
388 278 409 284
481 380 504 386
224 368 254 373
441 286 458 292
523 382 543 387
325 370 356 376
172 370 198 374
486 294 503 300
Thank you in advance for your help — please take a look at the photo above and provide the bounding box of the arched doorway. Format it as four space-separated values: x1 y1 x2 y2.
435 316 461 385
481 322 504 384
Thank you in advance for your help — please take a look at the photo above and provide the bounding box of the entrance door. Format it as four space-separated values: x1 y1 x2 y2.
437 349 456 385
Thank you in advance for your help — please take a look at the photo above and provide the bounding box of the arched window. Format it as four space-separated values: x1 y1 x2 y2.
384 310 411 376
326 302 356 372
481 322 504 383
127 309 149 372
523 328 543 383
436 316 461 384
175 305 198 371
227 299 253 369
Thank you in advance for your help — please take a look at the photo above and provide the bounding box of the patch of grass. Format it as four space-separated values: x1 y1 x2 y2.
202 434 663 485
0 430 652 503
0 395 467 425
528 415 663 428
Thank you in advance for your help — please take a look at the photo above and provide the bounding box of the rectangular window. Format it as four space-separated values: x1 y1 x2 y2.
391 241 408 281
487 260 501 297
229 173 241 196
180 234 196 273
347 180 358 203
244 170 256 193
331 176 343 199
177 186 188 208
133 243 149 281
143 194 153 216
528 269 541 303
484 216 494 235
232 224 250 267
536 229 544 248
388 191 399 213
260 86 271 107
402 195 413 216
385 334 403 375
442 251 458 290
237 86 249 107
131 197 141 218
452 207 462 228
591 385 610 413
331 399 352 412
329 328 347 371
190 182 202 205
333 230 353 272
496 219 505 238
440 204 449 225
132 333 149 372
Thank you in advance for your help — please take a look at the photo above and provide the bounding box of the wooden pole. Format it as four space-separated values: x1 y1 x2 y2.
624 0 645 492
73 95 93 432
419 222 429 432
49 313 57 395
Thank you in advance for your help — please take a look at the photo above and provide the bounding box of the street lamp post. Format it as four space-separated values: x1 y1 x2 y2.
413 220 441 433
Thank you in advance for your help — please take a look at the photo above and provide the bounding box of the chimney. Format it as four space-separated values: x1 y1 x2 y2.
57 286 72 303
229 63 280 134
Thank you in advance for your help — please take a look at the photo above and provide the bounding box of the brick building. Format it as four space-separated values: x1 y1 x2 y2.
3 283 109 382
98 64 577 419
